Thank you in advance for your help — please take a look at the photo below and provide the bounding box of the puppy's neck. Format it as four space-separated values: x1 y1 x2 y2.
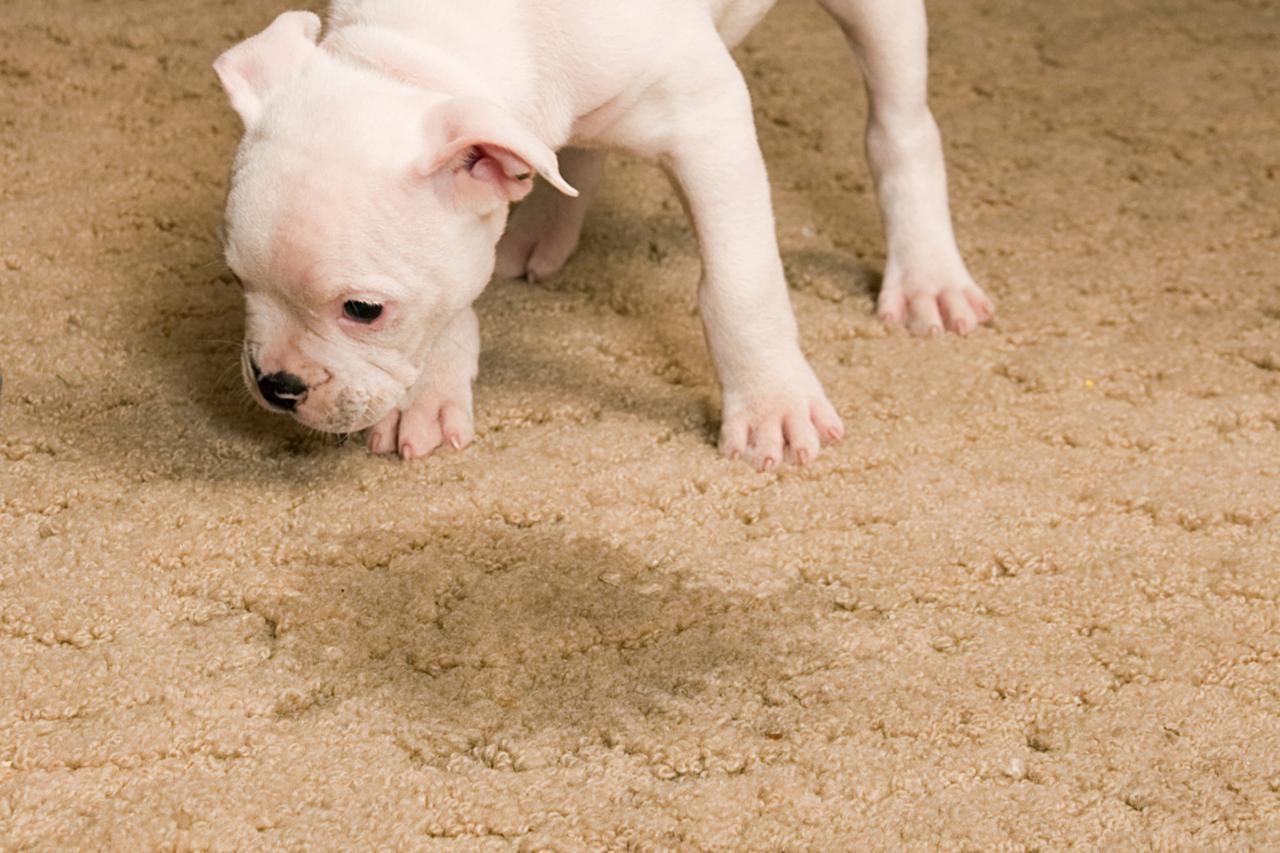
324 24 493 102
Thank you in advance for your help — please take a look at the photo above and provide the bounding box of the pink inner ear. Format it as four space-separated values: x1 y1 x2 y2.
464 145 534 202
468 153 507 185
213 11 321 127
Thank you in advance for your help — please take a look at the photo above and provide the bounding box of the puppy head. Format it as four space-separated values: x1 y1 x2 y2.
213 12 577 433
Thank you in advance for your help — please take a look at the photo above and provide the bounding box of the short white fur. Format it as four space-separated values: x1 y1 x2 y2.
214 0 993 467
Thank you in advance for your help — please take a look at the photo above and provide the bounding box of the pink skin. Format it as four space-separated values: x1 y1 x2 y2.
363 305 480 460
878 285 994 337
719 396 844 472
216 0 994 471
367 401 474 460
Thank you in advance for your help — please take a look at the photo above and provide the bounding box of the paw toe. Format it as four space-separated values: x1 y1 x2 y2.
751 421 784 472
783 413 820 466
908 294 945 337
525 240 574 283
879 270 994 336
721 385 841 470
720 417 749 461
439 403 475 451
966 289 995 323
940 290 977 335
814 404 845 447
367 412 401 455
877 289 907 326
397 407 445 460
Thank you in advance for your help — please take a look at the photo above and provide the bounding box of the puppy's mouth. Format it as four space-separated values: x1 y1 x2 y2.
296 405 386 435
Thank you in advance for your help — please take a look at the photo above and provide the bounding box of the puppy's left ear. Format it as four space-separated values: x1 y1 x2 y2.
213 11 322 128
418 97 579 209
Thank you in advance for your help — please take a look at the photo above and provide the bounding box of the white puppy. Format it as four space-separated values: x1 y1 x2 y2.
214 0 993 469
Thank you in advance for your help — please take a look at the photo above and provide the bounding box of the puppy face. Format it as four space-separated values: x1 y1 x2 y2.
222 86 505 432
213 12 576 433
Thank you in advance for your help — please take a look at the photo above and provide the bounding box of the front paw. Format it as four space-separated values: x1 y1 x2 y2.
878 264 994 337
720 370 844 471
367 396 474 461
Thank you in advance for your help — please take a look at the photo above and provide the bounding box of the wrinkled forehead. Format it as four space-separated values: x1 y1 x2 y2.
224 151 369 297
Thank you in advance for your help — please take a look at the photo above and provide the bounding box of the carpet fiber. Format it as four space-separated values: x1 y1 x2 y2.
2 0 1278 848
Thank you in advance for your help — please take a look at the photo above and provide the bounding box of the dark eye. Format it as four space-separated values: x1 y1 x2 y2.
343 300 383 323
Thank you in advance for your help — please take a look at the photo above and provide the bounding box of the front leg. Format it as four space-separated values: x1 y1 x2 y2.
656 47 843 469
818 0 994 335
367 306 479 460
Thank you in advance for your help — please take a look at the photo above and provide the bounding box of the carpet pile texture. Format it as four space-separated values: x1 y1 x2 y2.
2 0 1277 847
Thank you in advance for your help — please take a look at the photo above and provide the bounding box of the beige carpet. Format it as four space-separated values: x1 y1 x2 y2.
3 0 1279 848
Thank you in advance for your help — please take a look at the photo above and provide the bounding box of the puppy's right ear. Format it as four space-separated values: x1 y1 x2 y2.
213 11 322 129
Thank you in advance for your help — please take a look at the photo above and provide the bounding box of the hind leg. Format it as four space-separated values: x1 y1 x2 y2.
495 146 607 283
817 0 993 335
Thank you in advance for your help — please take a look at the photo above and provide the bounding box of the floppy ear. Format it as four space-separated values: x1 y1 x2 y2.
418 97 578 209
213 11 322 128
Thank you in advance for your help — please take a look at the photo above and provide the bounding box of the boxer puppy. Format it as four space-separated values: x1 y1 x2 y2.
214 0 992 470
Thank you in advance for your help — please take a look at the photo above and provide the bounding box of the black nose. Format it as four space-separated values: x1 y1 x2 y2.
254 366 307 412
